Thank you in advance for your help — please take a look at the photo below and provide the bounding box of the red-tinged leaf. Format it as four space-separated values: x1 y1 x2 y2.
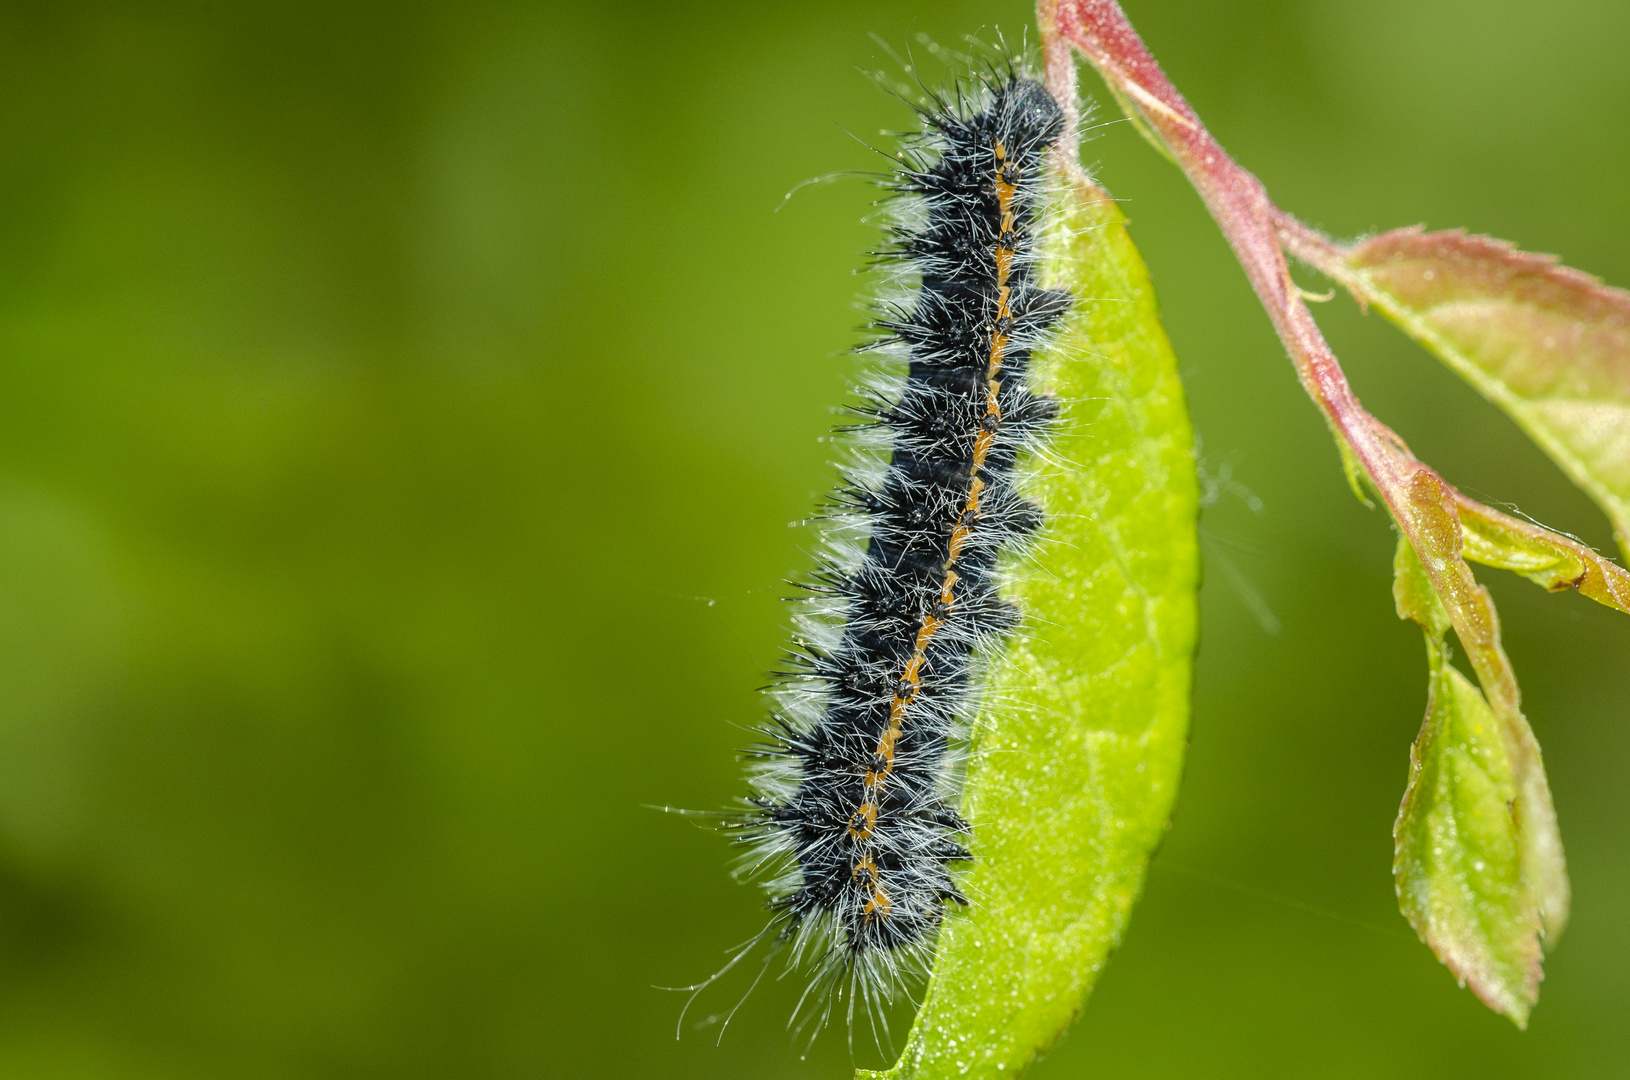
1302 226 1630 559
1453 494 1630 614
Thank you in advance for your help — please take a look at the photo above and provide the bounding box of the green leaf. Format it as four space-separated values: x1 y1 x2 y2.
1392 523 1452 640
1273 220 1630 1020
1391 536 1564 1027
1043 0 1617 1028
859 176 1199 1079
1455 495 1630 614
1328 228 1630 560
1393 646 1539 1024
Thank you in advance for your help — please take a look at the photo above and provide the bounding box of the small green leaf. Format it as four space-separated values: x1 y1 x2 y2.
1392 521 1451 640
1333 228 1630 560
859 176 1198 1079
1455 496 1630 613
1391 536 1565 1026
1394 646 1539 1024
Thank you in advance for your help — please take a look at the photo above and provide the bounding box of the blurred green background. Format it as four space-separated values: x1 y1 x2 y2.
0 0 1626 1076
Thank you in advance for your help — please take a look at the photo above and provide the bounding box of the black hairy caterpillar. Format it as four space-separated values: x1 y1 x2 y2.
687 65 1072 1043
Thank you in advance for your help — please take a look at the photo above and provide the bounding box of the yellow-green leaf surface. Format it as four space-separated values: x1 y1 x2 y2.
860 177 1199 1079
1394 656 1540 1023
1455 495 1630 614
1391 536 1559 1026
1337 228 1630 559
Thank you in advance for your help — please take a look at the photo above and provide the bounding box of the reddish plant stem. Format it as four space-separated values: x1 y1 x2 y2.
1273 209 1366 293
1037 0 1524 711
1038 0 1575 999
1040 0 1388 478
